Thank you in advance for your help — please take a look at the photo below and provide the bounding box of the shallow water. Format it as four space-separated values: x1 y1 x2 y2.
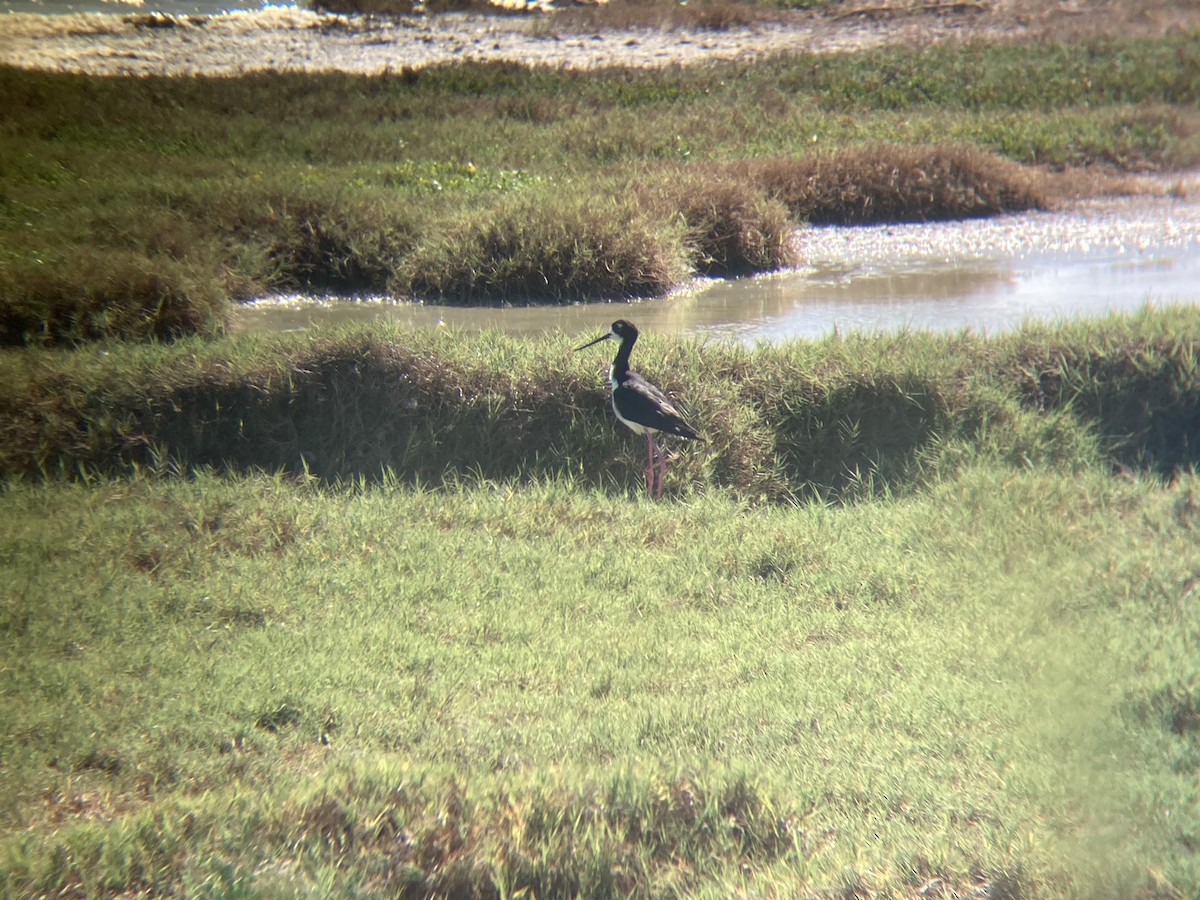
234 190 1200 344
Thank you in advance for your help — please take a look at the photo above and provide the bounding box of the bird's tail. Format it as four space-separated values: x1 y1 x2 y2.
671 424 703 441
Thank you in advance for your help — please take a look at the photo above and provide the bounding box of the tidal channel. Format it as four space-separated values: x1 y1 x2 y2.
234 189 1200 344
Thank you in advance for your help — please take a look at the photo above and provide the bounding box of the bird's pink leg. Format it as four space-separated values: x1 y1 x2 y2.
645 432 656 498
646 433 664 500
655 437 667 500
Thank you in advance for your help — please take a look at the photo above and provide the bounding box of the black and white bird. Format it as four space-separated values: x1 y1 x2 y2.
575 320 702 499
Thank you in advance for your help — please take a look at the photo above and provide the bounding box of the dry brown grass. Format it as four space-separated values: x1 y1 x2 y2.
746 143 1049 225
641 176 799 276
1038 164 1191 203
553 0 791 32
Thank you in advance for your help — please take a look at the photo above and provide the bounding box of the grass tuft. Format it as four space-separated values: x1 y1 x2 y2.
214 184 421 296
750 143 1048 225
2 308 1198 499
0 250 228 345
645 174 799 276
397 192 690 304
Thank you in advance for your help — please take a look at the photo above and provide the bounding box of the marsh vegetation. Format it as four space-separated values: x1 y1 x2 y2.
2 307 1200 894
3 310 1200 496
2 415 1199 896
2 3 1199 895
2 28 1198 344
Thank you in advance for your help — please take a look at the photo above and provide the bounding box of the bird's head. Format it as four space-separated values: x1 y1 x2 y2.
574 320 638 352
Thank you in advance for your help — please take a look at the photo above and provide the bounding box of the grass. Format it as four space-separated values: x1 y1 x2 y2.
0 310 1197 895
2 8 1198 890
0 460 1196 896
2 27 1198 343
3 308 1199 498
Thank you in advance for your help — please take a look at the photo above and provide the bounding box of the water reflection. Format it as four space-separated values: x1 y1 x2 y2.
233 192 1200 344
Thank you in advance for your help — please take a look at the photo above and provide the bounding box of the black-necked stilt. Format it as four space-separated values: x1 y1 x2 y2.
575 320 702 499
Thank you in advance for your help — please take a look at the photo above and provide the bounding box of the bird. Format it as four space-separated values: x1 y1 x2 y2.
575 320 702 499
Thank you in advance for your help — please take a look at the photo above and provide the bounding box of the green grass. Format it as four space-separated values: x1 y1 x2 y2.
1 314 1198 895
2 27 1198 343
0 462 1196 897
3 308 1200 498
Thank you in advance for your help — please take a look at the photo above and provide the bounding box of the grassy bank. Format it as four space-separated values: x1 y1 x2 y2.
2 28 1198 343
2 314 1198 895
3 308 1199 499
1 461 1197 896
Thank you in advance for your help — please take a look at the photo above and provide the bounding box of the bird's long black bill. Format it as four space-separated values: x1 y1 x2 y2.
573 332 611 352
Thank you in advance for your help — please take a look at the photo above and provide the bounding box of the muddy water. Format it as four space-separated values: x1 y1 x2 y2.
233 191 1200 344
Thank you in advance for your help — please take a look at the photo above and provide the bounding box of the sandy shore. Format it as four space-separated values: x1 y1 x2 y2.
3 2 1197 77
0 8 939 76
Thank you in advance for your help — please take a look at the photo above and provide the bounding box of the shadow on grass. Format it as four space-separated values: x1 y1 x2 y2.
771 376 947 502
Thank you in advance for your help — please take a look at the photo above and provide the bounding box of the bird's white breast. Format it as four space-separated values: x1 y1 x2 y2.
608 366 650 435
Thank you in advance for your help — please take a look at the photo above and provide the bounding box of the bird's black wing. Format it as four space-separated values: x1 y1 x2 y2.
618 372 703 440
